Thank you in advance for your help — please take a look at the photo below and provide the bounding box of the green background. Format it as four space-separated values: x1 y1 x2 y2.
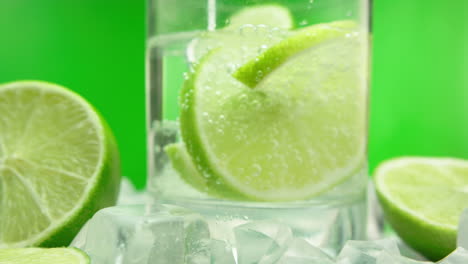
0 1 466 189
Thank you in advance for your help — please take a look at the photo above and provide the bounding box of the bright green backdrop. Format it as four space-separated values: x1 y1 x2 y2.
0 1 146 188
0 1 466 189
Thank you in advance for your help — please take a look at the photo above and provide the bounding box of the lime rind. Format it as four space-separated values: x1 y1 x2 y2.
375 157 468 261
233 20 358 88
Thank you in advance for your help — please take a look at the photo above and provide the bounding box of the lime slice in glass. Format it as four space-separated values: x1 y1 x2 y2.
187 4 292 64
166 143 241 198
166 143 206 191
233 20 358 88
226 4 293 30
375 157 468 261
0 81 120 247
180 22 366 201
0 248 90 264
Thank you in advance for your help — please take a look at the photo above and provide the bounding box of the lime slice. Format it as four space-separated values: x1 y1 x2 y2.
180 22 366 201
166 143 207 191
0 247 90 263
187 4 292 64
226 4 293 30
233 20 358 88
0 81 121 247
374 157 468 261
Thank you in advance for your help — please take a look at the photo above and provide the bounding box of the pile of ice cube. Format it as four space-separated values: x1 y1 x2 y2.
71 179 468 264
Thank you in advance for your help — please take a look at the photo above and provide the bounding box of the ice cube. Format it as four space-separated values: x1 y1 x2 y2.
367 181 385 240
210 239 236 264
396 237 428 261
376 251 432 264
117 178 148 205
277 238 334 264
72 204 210 264
438 247 468 264
457 208 468 250
234 221 293 264
336 239 401 264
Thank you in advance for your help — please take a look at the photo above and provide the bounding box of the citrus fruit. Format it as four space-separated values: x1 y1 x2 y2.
0 81 120 247
0 247 89 264
187 4 292 64
374 157 468 261
226 4 293 30
179 21 366 201
233 20 358 88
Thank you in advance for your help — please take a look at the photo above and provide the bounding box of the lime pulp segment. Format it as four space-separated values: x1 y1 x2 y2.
180 21 366 201
375 157 468 261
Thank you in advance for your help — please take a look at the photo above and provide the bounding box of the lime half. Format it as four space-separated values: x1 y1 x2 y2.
0 248 90 264
0 81 120 247
375 157 468 261
180 22 366 201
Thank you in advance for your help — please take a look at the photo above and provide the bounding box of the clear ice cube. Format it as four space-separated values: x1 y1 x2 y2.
336 239 401 264
457 208 468 250
117 178 148 205
72 204 210 264
438 247 468 264
210 239 236 264
376 251 432 264
234 221 293 264
277 238 334 264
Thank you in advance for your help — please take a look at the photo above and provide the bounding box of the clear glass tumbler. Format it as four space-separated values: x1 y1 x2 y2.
147 0 370 255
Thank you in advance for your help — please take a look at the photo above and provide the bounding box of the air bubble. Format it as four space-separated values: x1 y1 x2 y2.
239 24 256 37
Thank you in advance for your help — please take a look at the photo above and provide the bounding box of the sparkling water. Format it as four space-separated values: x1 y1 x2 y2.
146 22 369 253
146 0 371 257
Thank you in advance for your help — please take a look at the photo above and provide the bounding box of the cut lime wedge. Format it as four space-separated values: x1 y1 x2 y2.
0 81 120 247
0 247 90 264
180 22 366 201
226 4 293 30
233 20 358 88
374 157 468 261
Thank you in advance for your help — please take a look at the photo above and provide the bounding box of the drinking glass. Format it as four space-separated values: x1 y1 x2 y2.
147 0 370 255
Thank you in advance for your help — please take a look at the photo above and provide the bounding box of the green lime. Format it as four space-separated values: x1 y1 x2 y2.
180 22 366 201
226 4 293 30
0 247 90 264
187 4 292 64
233 20 358 88
0 81 120 247
374 157 468 261
166 143 206 192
